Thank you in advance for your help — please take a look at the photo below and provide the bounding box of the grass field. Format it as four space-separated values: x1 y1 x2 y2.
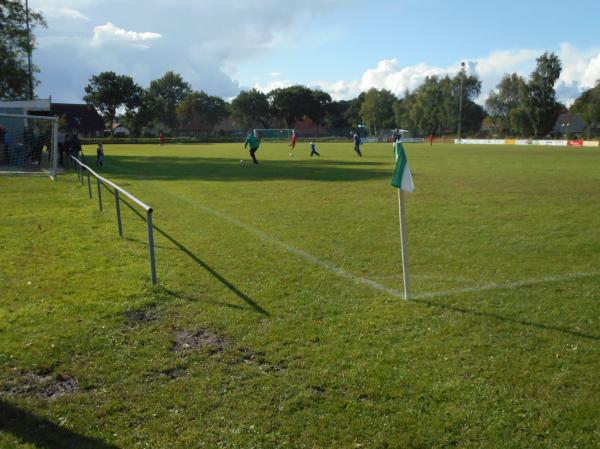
1 141 599 448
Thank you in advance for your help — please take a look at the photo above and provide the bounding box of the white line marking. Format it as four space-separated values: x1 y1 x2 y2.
158 186 599 300
413 272 599 300
159 185 406 298
121 178 600 301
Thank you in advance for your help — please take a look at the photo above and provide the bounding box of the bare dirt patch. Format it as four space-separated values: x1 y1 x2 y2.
124 308 158 324
1 372 80 400
171 329 230 353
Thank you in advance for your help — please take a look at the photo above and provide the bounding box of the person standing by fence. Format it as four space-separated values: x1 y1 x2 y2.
96 143 104 168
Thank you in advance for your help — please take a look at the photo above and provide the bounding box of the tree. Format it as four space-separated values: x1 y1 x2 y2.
397 69 483 136
177 91 228 132
122 90 156 137
359 88 396 133
570 81 600 138
324 100 352 130
148 71 192 131
83 72 142 134
230 89 271 130
309 89 332 126
269 85 317 128
453 68 483 136
409 76 444 134
485 74 524 135
344 93 366 129
523 52 563 136
393 90 416 131
0 0 46 99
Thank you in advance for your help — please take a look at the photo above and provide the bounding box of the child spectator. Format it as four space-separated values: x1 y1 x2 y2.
96 143 104 168
310 141 320 157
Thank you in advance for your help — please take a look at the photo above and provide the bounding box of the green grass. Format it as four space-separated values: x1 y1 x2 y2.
1 142 599 448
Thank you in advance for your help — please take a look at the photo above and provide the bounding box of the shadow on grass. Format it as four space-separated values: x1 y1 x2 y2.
104 155 391 182
115 195 268 316
158 286 248 312
413 298 600 341
0 399 120 449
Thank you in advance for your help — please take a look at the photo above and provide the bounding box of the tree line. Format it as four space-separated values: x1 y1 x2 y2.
85 51 597 138
82 70 488 137
2 2 599 138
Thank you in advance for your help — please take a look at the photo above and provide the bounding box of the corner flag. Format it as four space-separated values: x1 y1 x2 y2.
391 141 414 192
391 140 413 300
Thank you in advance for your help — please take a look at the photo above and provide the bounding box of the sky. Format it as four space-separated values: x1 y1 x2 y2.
30 0 600 106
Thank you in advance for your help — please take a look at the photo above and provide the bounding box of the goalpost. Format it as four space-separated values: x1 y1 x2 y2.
0 113 59 180
253 128 295 141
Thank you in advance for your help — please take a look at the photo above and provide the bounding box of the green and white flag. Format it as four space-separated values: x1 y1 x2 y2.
391 142 414 192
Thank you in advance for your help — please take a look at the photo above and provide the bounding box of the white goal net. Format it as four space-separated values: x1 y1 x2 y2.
0 113 59 179
253 128 295 141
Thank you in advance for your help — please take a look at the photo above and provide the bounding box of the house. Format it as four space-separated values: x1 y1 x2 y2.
177 115 242 137
50 103 104 137
553 114 588 137
294 117 328 137
0 99 51 115
112 123 131 137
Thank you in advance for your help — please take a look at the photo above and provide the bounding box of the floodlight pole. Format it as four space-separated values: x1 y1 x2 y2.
457 62 466 140
25 0 34 100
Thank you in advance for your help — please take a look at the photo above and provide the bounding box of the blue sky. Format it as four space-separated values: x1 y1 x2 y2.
30 0 600 105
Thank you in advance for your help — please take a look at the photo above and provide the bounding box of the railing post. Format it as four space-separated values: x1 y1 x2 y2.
115 190 123 237
79 161 84 185
146 209 157 285
97 178 103 211
87 171 92 199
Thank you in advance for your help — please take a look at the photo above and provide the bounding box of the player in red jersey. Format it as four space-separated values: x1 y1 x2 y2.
289 130 297 156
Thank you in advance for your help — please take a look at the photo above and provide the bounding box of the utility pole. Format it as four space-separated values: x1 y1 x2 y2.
25 0 34 100
457 62 465 140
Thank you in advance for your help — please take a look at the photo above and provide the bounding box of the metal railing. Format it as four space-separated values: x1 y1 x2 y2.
70 155 157 284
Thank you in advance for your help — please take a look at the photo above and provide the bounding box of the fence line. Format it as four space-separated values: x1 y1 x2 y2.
70 155 157 284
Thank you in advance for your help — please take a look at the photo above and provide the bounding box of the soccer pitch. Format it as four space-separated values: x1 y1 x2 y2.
1 142 599 448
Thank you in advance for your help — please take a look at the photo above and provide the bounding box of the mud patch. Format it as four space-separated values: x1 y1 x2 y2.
124 308 158 324
1 372 80 400
234 348 286 374
158 367 190 380
171 329 230 353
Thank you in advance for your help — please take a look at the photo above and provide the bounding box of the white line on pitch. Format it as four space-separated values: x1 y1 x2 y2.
413 272 599 300
154 185 598 301
115 176 598 301
161 187 405 298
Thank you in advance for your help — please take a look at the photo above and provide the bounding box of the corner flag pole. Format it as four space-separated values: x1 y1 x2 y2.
391 139 414 300
397 188 411 300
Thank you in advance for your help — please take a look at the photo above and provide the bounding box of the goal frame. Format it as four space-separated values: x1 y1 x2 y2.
253 128 295 141
0 112 59 180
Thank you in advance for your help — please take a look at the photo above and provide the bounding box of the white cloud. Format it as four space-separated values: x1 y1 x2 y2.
253 80 294 92
474 49 539 77
39 5 90 20
313 46 600 105
581 54 600 88
33 0 351 101
315 59 458 101
31 0 598 108
91 22 162 49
